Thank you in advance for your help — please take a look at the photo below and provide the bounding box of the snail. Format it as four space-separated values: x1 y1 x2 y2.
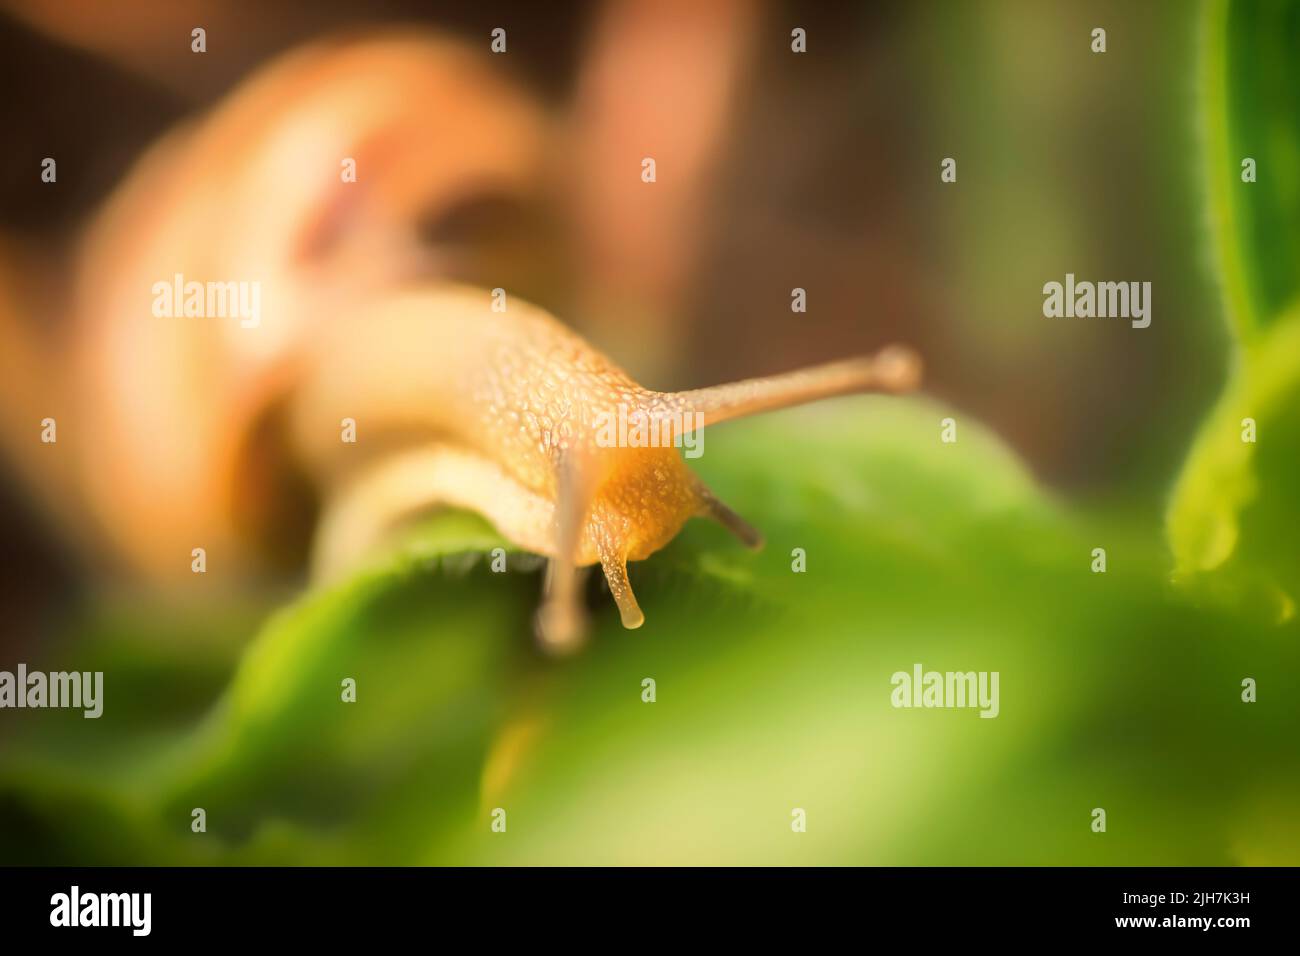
290 283 921 650
55 33 551 583
0 32 922 652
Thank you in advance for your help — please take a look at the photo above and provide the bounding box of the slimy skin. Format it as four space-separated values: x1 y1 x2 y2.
292 284 922 651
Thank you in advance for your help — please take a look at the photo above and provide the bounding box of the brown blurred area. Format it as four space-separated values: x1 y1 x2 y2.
0 0 1222 646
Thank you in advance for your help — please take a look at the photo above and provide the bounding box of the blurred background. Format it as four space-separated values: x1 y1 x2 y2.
0 0 1295 865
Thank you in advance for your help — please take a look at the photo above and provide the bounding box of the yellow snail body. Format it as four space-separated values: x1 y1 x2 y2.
291 283 921 650
1 32 921 651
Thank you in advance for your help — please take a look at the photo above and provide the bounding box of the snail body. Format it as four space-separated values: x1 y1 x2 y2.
0 32 922 652
292 284 921 649
57 34 550 583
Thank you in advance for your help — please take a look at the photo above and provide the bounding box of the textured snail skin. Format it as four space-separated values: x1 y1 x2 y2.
292 283 921 651
1 32 920 651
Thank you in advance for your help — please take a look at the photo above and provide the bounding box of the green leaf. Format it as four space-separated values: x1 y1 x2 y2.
431 402 1300 865
1200 0 1300 341
1166 0 1300 617
5 396 1297 865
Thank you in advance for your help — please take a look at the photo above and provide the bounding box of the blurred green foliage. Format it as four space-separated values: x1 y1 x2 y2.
2 397 1296 864
1167 0 1300 621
